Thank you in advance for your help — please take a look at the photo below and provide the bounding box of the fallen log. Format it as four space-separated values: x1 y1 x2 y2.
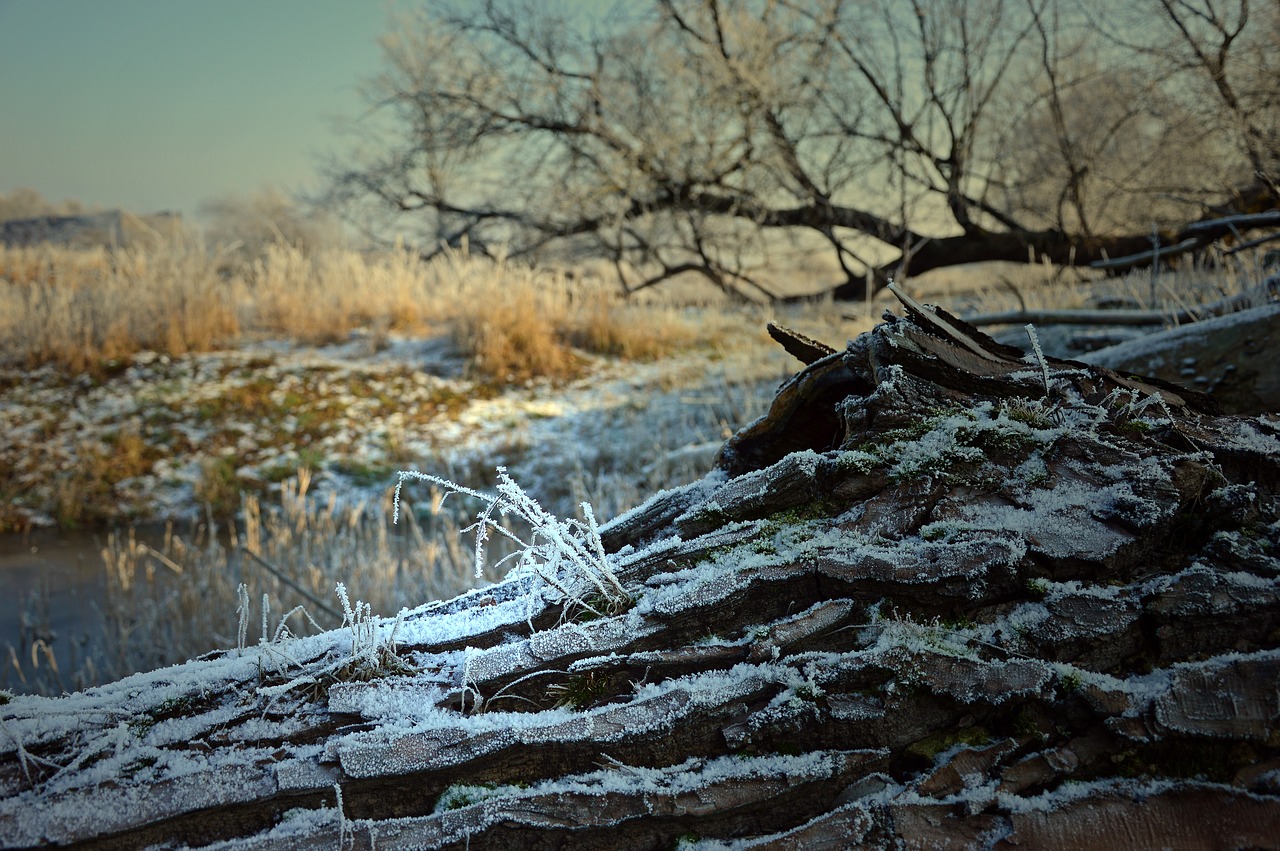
1090 210 1280 273
2 289 1278 849
953 276 1279 329
1090 237 1202 273
1083 301 1280 415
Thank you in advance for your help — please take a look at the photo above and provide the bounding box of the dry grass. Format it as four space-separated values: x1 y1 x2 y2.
2 471 489 694
0 240 702 382
248 242 432 344
426 249 699 382
0 241 240 375
452 282 584 383
569 292 700 361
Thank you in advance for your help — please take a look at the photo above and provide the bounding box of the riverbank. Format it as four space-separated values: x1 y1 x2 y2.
0 315 845 694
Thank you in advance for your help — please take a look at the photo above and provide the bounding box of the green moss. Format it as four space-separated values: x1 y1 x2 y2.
1118 419 1153 433
436 782 500 812
940 614 977 631
1025 578 1050 600
129 695 199 736
793 681 824 702
153 695 194 717
906 726 991 760
1013 708 1045 738
770 501 831 525
836 449 881 474
921 524 948 541
546 670 613 710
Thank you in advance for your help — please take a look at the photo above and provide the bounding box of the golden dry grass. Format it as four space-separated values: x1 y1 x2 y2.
0 240 704 382
248 242 432 344
0 241 240 375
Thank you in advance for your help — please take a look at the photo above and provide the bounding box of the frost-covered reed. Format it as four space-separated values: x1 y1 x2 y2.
395 467 629 617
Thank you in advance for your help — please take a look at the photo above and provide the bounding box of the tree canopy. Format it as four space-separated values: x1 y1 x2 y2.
326 0 1279 300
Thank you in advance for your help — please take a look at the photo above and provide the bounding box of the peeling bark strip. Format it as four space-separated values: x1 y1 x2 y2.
2 293 1279 849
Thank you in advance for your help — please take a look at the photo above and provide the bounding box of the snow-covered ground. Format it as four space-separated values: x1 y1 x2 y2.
0 326 803 533
0 322 821 691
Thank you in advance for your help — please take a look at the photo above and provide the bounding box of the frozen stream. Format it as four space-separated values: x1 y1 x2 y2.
0 529 111 685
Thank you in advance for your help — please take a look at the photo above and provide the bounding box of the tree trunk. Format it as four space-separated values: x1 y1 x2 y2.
816 193 1280 302
3 292 1278 849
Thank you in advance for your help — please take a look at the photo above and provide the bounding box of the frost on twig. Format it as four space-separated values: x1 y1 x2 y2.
395 467 630 617
1024 323 1053 398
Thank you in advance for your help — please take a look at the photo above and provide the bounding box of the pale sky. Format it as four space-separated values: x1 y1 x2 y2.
0 0 411 218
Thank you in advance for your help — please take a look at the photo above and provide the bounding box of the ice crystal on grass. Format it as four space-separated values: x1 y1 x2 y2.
395 467 629 619
251 583 411 703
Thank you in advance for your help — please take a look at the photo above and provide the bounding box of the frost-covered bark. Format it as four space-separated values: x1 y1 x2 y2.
2 294 1278 849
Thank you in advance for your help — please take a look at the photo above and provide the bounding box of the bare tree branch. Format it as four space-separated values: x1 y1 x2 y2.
323 0 1279 301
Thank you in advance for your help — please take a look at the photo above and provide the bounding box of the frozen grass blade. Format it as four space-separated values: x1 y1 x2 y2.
395 467 629 616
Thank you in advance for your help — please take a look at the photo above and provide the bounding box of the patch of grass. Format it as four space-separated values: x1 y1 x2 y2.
194 456 246 518
435 782 501 812
1001 397 1056 429
52 424 164 529
453 286 584 384
571 590 636 624
546 670 613 710
1024 578 1051 601
0 240 240 374
331 459 395 487
1058 669 1083 693
567 294 697 361
195 376 280 421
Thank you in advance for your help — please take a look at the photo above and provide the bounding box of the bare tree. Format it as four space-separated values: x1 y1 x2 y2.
0 187 90 221
200 186 344 263
1088 0 1277 180
990 1 1232 239
325 0 1277 301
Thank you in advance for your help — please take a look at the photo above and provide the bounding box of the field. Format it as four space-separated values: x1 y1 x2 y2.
0 237 1271 694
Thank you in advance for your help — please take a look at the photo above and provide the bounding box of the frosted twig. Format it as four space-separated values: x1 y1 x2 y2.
272 604 323 644
394 467 628 615
459 648 484 714
1024 324 1052 397
236 583 250 651
261 593 270 646
0 716 63 787
335 782 350 849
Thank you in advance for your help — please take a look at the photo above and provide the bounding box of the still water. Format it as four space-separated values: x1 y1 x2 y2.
1 529 109 651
